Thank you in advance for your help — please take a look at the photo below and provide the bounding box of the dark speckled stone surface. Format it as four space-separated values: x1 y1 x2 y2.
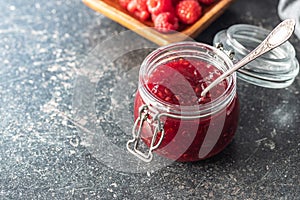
1 0 300 199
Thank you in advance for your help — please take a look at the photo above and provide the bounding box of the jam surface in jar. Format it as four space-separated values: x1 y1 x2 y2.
134 57 239 162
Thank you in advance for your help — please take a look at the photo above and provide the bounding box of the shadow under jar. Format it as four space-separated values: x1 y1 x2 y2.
127 42 240 162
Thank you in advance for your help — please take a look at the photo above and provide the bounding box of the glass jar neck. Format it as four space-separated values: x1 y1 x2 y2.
138 42 237 118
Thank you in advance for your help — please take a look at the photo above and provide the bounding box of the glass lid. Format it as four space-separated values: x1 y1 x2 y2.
213 24 299 88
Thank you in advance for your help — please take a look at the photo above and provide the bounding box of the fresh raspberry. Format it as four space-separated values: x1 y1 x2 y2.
176 0 202 24
127 0 148 13
137 0 150 20
198 0 215 5
119 0 132 9
127 0 150 21
146 0 173 15
127 0 137 13
154 12 179 32
134 10 150 21
136 0 148 11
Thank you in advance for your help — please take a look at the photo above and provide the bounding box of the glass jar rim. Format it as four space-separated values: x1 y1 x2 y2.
138 41 237 117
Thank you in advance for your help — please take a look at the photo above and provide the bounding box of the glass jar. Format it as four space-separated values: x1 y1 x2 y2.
213 24 299 88
127 42 240 162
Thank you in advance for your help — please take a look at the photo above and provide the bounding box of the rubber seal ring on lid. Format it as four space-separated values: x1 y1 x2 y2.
213 24 299 88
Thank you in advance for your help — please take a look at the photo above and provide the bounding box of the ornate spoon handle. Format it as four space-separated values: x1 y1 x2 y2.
201 19 296 97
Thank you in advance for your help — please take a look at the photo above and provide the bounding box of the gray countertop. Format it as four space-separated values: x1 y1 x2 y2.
1 0 300 199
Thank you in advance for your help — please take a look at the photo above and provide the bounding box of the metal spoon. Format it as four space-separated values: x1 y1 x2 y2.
201 19 296 97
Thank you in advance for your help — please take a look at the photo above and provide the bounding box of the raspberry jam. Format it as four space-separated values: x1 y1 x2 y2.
128 42 239 162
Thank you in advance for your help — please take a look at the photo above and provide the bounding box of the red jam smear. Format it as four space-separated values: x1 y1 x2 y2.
134 58 239 162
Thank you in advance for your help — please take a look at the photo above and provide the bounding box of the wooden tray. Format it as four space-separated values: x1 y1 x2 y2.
83 0 234 46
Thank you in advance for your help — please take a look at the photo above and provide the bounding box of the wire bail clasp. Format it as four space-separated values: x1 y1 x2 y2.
126 104 165 162
216 43 235 60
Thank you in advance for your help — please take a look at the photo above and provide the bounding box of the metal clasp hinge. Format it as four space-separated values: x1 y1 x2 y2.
126 105 165 162
216 42 235 60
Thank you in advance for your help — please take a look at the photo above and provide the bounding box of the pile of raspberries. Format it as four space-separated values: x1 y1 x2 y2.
119 0 216 32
